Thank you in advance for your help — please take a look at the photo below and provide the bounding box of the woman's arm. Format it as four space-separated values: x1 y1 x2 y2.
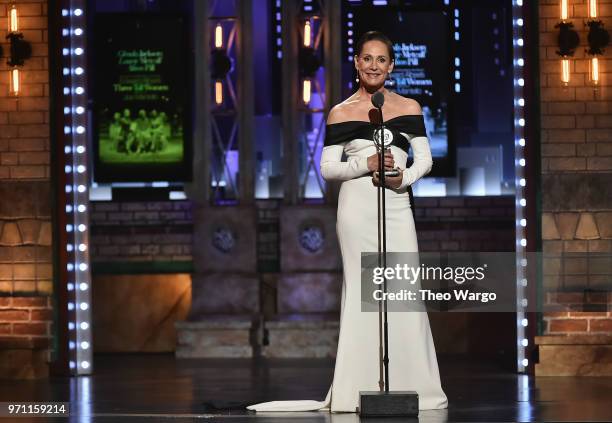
397 99 433 190
397 135 433 190
320 104 371 181
320 144 370 181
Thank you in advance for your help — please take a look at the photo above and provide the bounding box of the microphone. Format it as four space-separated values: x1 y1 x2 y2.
371 91 385 148
372 91 385 109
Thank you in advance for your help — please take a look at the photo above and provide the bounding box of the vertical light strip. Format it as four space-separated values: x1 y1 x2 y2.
453 8 460 41
62 1 92 375
346 9 355 93
346 11 354 63
274 0 282 59
512 0 528 373
454 6 461 92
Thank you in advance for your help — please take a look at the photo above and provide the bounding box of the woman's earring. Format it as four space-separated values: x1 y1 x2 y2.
355 76 360 83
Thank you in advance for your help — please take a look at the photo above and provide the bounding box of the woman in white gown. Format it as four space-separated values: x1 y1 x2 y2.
248 31 447 413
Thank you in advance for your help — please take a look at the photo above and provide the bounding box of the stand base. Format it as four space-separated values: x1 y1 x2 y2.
359 391 418 417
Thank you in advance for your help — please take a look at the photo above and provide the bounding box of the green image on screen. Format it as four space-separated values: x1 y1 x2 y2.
94 13 190 176
99 108 183 164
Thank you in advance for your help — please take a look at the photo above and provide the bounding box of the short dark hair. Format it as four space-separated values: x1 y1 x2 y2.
355 31 395 62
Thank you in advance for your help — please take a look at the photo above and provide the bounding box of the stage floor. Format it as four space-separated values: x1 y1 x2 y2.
1 354 611 422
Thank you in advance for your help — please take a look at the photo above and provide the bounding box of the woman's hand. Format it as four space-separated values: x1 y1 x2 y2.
372 170 403 189
367 150 395 172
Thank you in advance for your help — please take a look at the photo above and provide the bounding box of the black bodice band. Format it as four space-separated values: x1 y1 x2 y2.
324 114 427 154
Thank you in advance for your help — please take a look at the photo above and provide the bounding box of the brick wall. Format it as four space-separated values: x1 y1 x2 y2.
0 0 53 379
539 0 612 338
90 200 192 265
0 296 52 334
0 0 50 180
540 1 612 173
414 196 515 252
0 0 51 295
89 196 514 268
544 292 612 334
0 295 53 378
0 297 52 346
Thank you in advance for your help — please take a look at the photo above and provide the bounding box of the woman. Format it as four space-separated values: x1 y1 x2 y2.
248 31 447 413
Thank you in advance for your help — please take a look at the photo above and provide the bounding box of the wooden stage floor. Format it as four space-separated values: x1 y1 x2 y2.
1 354 611 422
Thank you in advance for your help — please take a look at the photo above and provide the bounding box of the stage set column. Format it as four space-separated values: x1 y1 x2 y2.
262 0 345 358
176 0 260 358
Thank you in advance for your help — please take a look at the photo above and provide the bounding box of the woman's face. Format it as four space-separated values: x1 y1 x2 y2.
354 40 394 89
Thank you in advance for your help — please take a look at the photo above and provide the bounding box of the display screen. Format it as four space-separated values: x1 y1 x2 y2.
92 13 192 182
351 6 455 176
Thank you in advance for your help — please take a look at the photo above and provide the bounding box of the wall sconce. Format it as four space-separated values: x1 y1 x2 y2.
555 0 579 86
556 22 579 86
6 2 32 96
585 0 609 86
210 22 232 106
299 18 321 105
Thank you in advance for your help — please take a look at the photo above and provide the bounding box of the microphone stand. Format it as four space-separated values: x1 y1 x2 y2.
375 106 390 394
359 94 418 417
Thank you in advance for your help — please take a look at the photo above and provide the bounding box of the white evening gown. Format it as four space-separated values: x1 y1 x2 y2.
247 115 448 413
